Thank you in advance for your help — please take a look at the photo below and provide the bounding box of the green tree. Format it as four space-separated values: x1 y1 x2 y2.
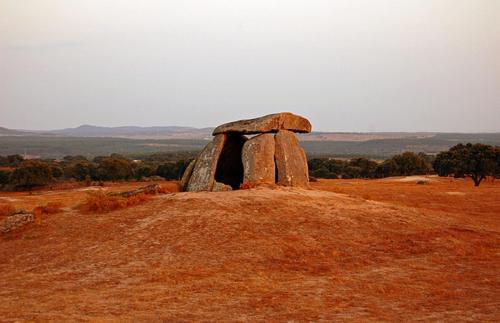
391 152 432 176
66 161 97 181
348 158 377 178
50 165 64 179
10 160 53 190
433 143 498 186
97 157 134 181
134 165 155 180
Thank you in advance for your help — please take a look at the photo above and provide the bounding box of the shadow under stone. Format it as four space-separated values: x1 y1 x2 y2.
215 134 247 189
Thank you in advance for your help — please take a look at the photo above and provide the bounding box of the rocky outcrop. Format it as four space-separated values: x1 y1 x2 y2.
275 130 309 187
186 134 227 192
242 133 276 185
183 113 310 192
213 112 312 135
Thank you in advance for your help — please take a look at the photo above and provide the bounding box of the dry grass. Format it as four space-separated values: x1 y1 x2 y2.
0 177 498 321
0 203 15 218
32 202 64 216
78 191 152 213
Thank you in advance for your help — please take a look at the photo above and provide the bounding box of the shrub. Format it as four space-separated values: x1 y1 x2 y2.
33 202 64 218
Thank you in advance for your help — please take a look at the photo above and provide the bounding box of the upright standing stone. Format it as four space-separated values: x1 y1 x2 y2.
274 130 309 187
186 134 227 192
242 133 276 185
180 159 196 191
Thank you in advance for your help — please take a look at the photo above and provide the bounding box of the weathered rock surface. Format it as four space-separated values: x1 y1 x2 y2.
242 133 276 185
180 159 196 191
213 112 312 135
186 134 227 192
110 184 162 198
275 130 309 187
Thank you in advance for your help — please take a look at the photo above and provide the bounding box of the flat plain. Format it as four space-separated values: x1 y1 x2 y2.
0 177 499 321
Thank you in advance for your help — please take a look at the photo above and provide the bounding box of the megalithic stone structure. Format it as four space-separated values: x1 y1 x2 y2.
182 112 311 192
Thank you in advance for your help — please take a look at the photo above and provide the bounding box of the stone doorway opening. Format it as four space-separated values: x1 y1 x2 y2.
214 134 247 189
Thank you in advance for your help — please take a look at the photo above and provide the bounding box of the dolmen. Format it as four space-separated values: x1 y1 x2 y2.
181 112 311 192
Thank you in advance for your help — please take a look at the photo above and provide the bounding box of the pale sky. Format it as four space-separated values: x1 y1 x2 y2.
1 0 499 132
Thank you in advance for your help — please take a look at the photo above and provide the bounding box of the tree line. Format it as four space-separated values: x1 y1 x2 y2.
0 154 192 190
0 143 498 190
309 143 498 186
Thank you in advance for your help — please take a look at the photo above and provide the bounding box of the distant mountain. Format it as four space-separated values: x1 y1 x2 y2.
43 125 215 139
0 127 34 136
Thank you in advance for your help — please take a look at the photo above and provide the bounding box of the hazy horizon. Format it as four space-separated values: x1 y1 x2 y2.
1 0 499 132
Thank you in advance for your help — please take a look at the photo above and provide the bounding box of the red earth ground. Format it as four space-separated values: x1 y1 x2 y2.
0 177 499 321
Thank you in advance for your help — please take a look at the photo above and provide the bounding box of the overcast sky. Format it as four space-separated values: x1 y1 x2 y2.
1 0 499 132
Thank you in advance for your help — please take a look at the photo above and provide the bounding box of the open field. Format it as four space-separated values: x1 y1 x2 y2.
1 132 499 159
0 177 499 321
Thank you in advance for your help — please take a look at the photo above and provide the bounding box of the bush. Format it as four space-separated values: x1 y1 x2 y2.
79 191 151 213
10 160 53 190
33 202 64 218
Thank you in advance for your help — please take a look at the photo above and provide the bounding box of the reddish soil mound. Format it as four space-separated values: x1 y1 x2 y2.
0 181 499 321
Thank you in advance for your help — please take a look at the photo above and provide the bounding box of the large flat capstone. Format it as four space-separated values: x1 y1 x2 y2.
242 133 276 185
186 134 227 192
213 112 312 135
274 130 309 187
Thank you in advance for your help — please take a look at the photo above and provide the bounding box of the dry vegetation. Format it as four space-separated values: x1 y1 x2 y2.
0 203 15 218
78 191 152 213
0 177 498 321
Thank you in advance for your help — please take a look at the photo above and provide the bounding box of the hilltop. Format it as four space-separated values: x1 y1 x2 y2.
0 177 498 321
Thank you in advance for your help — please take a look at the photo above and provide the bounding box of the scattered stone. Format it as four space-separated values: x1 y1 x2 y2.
111 184 162 197
212 181 233 192
242 133 276 185
213 112 312 135
186 134 227 192
142 176 165 182
275 130 309 187
0 211 34 234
